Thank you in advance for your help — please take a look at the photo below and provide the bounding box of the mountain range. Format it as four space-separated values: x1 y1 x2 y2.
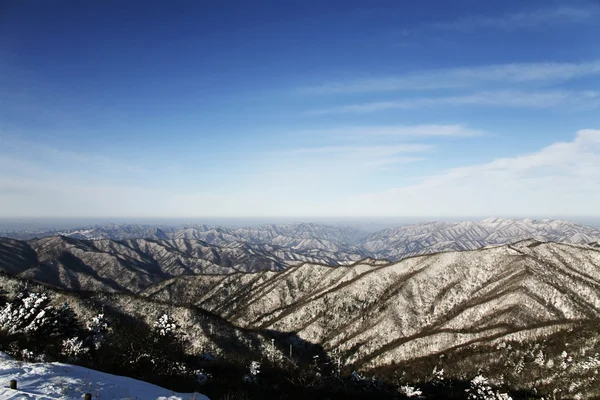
2 218 600 262
1 218 600 397
142 239 600 368
0 235 350 293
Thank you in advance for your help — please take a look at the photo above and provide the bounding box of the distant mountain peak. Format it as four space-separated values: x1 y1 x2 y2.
480 217 505 223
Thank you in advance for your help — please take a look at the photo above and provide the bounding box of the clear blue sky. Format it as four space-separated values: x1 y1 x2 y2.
1 0 599 218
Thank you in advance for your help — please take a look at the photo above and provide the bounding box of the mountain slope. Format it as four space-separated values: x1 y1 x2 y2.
0 271 285 366
0 222 367 255
142 241 600 368
0 236 341 293
361 218 600 260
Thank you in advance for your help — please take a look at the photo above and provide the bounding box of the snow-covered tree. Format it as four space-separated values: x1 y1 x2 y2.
266 338 280 363
55 303 79 335
311 355 322 378
329 348 343 377
0 291 50 335
0 291 77 338
250 360 261 376
86 312 109 350
110 312 188 378
534 350 545 366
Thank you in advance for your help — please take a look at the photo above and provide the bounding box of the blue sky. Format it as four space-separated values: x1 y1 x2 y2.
1 0 599 218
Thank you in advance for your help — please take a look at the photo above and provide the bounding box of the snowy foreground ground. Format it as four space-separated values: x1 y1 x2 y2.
0 353 209 400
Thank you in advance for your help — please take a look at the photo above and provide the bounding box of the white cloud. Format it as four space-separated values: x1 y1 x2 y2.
0 138 433 217
429 5 600 32
291 143 432 155
250 143 431 195
299 124 482 138
301 61 600 94
310 90 600 114
0 134 145 181
3 126 598 218
334 129 600 217
0 178 236 218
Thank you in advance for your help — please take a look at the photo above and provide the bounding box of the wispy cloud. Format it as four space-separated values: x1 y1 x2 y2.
429 5 600 32
0 177 234 218
0 133 145 182
299 124 482 138
309 90 600 115
301 61 600 94
4 128 598 218
292 143 432 155
339 129 600 216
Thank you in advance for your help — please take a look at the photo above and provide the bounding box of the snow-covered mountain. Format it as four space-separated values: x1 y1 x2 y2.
4 236 599 373
1 229 600 397
0 235 364 293
173 223 366 250
0 271 284 371
2 218 599 262
360 218 600 260
143 240 600 369
0 223 173 241
1 218 599 295
0 222 367 253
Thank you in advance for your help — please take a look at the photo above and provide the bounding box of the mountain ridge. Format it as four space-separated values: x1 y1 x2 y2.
2 218 599 263
141 239 600 369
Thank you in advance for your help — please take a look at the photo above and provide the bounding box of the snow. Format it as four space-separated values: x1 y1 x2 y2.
0 353 209 400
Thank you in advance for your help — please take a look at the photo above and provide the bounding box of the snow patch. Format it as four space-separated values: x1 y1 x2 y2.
0 353 209 400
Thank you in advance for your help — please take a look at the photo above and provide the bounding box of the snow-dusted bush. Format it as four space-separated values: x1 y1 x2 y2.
432 366 445 384
265 338 281 363
243 360 261 383
466 375 512 400
534 350 545 366
351 370 364 382
398 385 423 398
62 337 89 361
153 313 178 337
579 353 600 372
250 360 260 376
560 350 573 370
194 369 211 385
20 348 35 361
